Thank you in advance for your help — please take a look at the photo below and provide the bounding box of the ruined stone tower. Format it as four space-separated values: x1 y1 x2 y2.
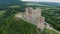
22 7 45 29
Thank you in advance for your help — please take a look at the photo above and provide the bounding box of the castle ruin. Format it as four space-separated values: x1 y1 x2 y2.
22 7 45 29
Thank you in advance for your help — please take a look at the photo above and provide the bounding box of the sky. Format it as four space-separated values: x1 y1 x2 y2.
21 0 60 3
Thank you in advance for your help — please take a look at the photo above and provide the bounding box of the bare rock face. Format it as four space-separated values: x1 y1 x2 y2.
22 7 45 29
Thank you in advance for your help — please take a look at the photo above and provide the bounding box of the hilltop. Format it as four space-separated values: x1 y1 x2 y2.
0 0 60 34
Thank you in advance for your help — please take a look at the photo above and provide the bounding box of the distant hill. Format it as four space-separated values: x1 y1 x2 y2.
25 2 60 7
0 0 60 7
0 0 25 9
0 0 24 6
0 0 20 3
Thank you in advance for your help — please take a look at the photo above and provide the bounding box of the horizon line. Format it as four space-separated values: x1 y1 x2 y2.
21 1 60 3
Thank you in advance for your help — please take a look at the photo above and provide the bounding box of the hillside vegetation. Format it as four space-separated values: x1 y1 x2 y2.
44 28 60 34
25 2 60 31
0 7 38 34
0 1 60 34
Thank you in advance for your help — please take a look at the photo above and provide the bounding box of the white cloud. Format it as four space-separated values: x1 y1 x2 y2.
21 0 60 3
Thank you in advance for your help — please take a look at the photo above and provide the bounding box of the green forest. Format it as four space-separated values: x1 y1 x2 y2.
0 0 60 34
25 3 60 31
0 4 37 34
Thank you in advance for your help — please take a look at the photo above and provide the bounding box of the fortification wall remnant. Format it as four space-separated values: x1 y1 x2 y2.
22 7 45 29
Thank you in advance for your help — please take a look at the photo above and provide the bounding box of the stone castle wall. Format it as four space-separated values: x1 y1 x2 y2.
22 7 45 29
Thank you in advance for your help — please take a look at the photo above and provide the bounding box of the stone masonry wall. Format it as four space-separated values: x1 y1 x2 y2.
22 7 45 29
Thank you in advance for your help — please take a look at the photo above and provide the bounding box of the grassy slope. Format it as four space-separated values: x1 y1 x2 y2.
0 10 38 34
44 28 60 34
